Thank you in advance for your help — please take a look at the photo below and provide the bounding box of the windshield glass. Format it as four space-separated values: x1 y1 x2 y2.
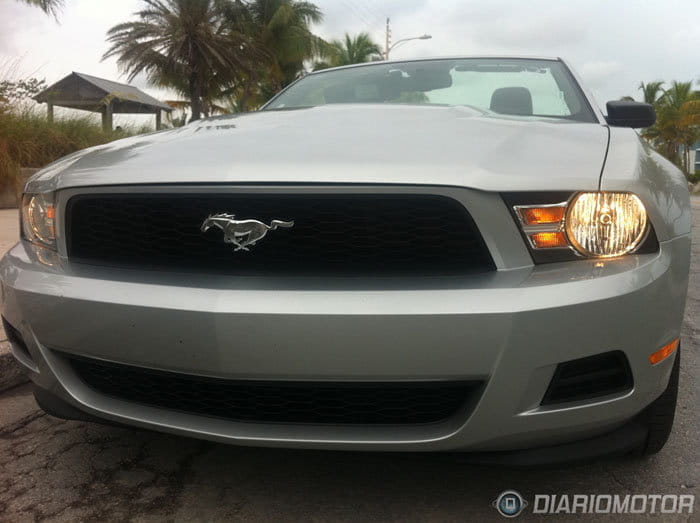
264 58 596 122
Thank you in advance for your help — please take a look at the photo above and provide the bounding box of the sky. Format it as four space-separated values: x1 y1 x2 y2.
1 0 698 126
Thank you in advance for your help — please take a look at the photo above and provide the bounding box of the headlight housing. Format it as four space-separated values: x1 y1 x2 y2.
565 192 648 258
508 191 655 262
21 193 56 249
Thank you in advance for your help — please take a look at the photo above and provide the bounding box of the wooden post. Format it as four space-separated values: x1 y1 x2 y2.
155 110 162 130
47 103 54 124
102 102 113 132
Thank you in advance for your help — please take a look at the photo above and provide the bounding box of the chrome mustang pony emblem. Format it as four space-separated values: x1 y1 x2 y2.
200 213 294 252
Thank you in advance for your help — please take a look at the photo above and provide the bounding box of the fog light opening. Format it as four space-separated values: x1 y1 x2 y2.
1 316 37 371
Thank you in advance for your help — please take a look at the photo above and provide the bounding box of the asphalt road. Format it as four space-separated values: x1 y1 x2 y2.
0 202 698 522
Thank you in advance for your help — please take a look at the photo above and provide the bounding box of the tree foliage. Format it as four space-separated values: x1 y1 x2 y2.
0 78 47 113
17 0 64 18
314 32 382 71
104 0 263 121
104 0 334 118
639 81 665 105
634 80 700 175
246 1 326 88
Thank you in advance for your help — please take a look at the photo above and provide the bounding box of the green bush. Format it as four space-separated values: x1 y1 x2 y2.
0 108 150 189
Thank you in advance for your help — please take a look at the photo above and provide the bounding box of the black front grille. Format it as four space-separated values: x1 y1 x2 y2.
65 193 494 276
542 351 633 405
67 355 480 425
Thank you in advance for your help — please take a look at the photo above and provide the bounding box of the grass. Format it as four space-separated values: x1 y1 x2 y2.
0 106 152 190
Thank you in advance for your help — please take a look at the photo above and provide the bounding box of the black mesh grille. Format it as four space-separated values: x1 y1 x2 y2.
65 193 494 276
542 351 633 405
67 355 480 425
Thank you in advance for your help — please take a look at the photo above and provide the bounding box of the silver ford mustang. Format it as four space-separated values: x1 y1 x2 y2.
1 57 691 464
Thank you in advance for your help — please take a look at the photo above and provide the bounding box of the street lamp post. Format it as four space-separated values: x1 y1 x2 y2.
385 35 432 60
383 18 431 60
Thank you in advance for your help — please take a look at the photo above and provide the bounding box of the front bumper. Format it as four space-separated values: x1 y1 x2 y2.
0 234 689 453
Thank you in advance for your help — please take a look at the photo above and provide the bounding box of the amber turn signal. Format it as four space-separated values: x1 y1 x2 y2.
529 231 568 249
518 206 566 225
649 339 679 365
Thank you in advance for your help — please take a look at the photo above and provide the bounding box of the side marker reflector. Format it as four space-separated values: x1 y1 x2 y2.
529 231 568 249
519 206 566 225
649 339 679 365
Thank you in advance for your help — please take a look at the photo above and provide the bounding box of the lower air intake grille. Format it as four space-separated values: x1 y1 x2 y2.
65 193 494 276
542 351 633 405
67 355 481 425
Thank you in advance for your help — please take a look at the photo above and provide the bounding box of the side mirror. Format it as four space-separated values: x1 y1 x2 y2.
605 101 656 128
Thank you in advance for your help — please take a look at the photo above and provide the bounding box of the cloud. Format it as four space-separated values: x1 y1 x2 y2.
316 0 428 37
668 26 700 62
0 2 53 56
450 3 590 49
578 61 623 89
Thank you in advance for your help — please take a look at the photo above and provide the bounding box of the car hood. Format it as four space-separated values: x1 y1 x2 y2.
26 104 608 193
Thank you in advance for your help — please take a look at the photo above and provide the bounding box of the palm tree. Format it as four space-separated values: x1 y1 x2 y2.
621 81 664 103
245 0 327 91
639 81 665 105
104 0 257 121
660 81 697 110
17 0 63 17
643 81 700 174
314 32 381 70
662 81 700 173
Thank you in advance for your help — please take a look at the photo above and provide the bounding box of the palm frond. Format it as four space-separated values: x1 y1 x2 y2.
18 0 64 17
638 81 665 105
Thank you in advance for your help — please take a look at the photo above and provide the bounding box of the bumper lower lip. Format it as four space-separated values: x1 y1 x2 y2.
0 234 690 452
455 418 649 466
32 382 650 466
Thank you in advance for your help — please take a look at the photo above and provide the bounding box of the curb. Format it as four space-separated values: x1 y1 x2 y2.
0 341 29 393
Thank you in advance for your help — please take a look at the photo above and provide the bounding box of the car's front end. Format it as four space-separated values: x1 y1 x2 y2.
0 57 691 463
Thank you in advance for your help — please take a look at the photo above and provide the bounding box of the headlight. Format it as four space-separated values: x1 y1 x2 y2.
510 191 652 262
565 192 647 258
21 193 56 249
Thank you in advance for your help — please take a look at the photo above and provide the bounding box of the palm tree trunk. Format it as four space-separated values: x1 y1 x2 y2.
239 81 252 112
189 72 202 122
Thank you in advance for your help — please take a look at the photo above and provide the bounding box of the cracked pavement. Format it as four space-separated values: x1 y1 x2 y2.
0 201 698 522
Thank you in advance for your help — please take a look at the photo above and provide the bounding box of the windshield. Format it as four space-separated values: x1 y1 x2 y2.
264 58 597 122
